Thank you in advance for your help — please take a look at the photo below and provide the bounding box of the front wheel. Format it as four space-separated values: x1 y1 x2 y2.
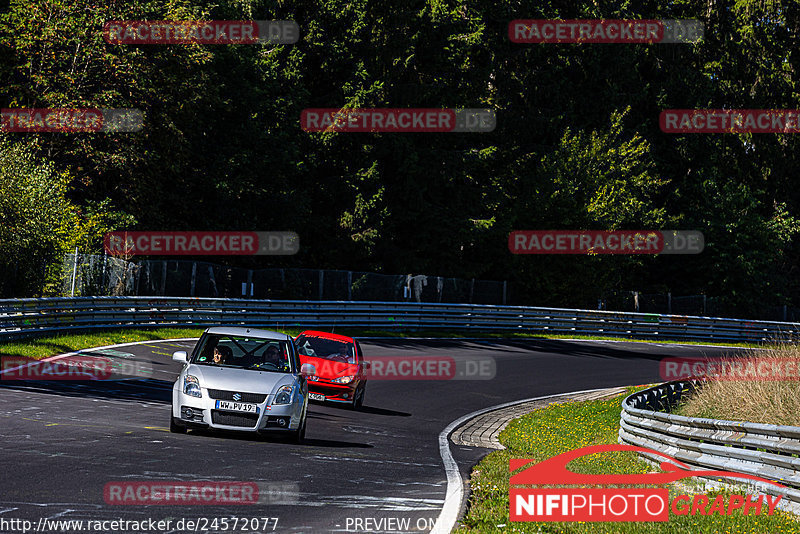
290 412 306 443
170 415 187 434
352 384 365 410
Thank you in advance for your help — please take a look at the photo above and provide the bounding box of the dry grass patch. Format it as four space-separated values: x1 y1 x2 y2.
677 344 800 425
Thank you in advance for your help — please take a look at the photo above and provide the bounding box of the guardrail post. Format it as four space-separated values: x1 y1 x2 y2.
190 262 197 297
502 281 507 305
470 279 475 303
667 292 671 314
70 247 78 296
160 261 167 296
318 270 324 300
247 270 253 298
208 265 218 297
101 250 108 293
347 271 352 301
134 261 141 295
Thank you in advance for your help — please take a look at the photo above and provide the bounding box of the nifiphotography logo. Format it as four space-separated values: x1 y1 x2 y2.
510 444 785 522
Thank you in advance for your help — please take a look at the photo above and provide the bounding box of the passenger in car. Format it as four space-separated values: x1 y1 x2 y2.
213 345 232 364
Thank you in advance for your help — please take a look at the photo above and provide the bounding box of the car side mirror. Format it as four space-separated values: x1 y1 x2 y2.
300 363 316 376
172 351 188 362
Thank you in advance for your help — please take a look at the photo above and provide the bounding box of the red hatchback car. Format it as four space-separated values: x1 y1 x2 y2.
294 331 368 408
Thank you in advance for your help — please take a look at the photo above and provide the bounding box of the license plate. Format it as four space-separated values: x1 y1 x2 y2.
309 393 326 401
215 400 258 413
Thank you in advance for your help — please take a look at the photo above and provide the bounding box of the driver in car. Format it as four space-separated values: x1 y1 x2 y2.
329 346 352 362
261 345 287 370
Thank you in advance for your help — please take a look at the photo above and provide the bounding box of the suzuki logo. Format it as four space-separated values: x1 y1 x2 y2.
232 393 242 401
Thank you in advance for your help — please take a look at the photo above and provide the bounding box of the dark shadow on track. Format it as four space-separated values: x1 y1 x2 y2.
308 401 411 417
0 378 173 404
353 405 412 417
186 427 373 448
361 338 744 362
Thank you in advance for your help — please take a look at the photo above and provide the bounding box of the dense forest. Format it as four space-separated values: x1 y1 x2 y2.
0 0 798 316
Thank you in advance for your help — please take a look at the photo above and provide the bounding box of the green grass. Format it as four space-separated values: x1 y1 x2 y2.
455 390 800 533
0 327 207 360
0 325 764 362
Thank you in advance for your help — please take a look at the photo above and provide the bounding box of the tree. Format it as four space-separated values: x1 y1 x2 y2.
0 136 133 296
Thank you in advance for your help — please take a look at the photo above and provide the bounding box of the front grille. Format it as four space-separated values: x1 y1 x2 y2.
207 389 267 403
211 410 259 428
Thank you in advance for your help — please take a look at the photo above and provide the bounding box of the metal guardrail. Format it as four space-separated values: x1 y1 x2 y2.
0 296 799 342
619 381 800 506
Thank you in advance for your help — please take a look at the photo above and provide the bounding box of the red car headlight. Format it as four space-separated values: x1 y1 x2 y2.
331 375 355 384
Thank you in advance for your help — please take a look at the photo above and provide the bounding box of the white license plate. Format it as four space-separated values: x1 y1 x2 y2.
215 400 258 413
309 393 326 401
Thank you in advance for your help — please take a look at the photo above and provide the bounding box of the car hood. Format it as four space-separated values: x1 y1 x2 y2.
186 364 294 393
299 355 358 379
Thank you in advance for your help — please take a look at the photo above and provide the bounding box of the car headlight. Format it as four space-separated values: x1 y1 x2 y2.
183 375 202 398
273 385 293 405
331 375 355 384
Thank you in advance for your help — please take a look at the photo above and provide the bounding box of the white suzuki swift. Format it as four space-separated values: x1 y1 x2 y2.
171 327 315 442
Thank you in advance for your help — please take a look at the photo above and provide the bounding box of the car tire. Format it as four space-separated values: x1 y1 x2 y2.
291 412 306 444
352 384 365 410
170 416 187 434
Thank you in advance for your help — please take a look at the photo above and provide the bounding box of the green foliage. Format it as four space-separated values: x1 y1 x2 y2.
0 136 133 296
0 0 798 315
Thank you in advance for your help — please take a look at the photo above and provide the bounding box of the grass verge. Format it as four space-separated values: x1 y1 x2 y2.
675 344 800 426
455 389 800 533
0 328 207 360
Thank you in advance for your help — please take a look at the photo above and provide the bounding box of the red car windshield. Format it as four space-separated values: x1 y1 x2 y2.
296 335 355 364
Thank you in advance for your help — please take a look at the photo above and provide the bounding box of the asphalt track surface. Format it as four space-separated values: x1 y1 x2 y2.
0 338 743 534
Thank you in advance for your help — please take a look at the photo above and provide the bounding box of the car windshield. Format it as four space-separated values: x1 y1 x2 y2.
295 335 355 364
191 333 293 373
